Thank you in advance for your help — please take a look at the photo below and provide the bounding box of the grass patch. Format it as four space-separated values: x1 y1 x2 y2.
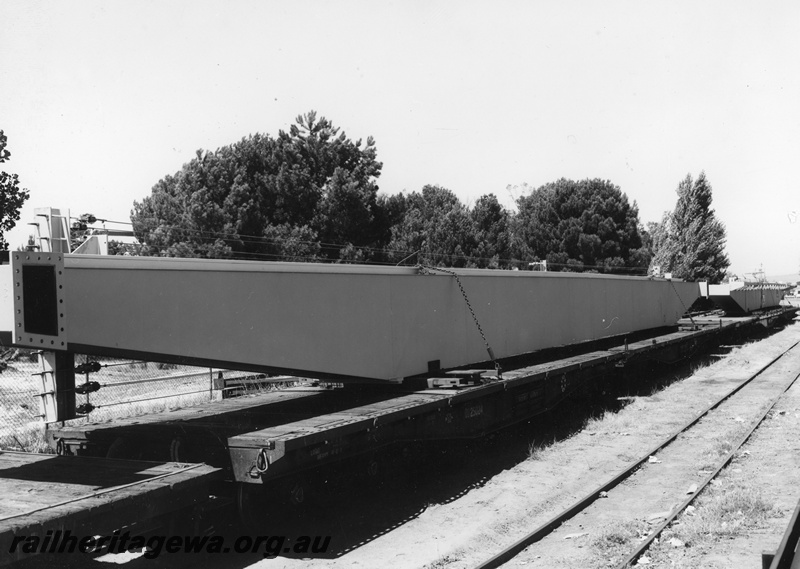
591 519 652 567
644 483 775 567
585 409 636 434
0 424 51 453
527 441 548 460
712 437 734 457
671 485 774 545
424 552 464 568
689 358 715 375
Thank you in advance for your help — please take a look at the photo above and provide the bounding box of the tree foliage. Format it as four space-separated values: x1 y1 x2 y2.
470 194 512 268
387 185 475 267
514 178 650 273
385 188 514 268
650 172 729 282
131 113 658 275
132 112 385 261
0 131 31 250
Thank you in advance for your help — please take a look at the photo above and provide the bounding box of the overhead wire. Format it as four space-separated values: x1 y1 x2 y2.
78 216 650 275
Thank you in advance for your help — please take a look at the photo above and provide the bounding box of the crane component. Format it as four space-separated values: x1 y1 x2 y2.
2 252 699 383
707 281 788 314
50 308 800 488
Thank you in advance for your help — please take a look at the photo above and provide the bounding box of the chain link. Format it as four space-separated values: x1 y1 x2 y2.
669 279 696 327
418 264 502 379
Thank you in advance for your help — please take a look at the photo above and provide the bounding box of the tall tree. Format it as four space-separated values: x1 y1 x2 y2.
470 193 512 268
387 185 477 267
515 178 650 273
0 131 31 250
650 172 729 282
131 112 385 260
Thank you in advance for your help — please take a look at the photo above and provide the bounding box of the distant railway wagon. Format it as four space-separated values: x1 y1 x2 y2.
706 281 788 314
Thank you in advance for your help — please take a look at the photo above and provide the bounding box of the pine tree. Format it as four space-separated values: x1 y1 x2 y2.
131 112 385 260
514 178 649 273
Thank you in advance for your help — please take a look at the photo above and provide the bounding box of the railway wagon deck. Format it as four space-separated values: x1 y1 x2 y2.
0 451 220 566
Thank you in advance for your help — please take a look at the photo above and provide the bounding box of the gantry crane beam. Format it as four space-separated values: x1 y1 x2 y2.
1 251 699 387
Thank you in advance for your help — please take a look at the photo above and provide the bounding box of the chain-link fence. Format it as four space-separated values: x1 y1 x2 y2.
0 349 302 452
0 349 43 451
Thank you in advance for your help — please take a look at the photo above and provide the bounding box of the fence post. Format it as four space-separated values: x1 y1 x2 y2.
38 351 75 422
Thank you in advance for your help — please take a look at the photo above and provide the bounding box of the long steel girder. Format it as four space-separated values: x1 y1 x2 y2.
0 253 700 383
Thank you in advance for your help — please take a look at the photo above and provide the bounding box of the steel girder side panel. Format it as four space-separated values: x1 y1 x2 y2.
667 280 702 322
748 286 785 311
389 273 699 370
64 258 398 381
12 255 700 382
388 274 471 377
455 275 698 363
731 289 750 312
709 283 785 314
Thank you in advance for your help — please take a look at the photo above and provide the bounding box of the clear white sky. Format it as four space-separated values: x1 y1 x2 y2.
2 1 799 277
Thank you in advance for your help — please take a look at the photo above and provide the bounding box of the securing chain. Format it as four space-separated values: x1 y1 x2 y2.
418 264 502 379
668 279 696 327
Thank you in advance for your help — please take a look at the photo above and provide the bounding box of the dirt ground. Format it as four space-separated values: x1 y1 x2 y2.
247 318 800 569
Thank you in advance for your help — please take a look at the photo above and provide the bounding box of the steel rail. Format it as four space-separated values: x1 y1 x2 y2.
474 340 800 569
767 497 800 569
615 353 800 568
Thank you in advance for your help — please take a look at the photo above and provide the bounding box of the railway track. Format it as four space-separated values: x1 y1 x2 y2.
475 339 800 569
